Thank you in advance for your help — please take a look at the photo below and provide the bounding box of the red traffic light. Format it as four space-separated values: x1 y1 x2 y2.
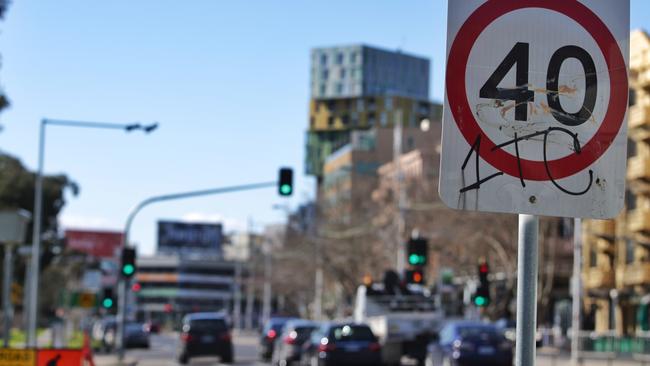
479 263 489 274
132 283 142 292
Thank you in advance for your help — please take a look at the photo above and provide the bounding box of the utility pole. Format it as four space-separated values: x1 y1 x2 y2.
2 244 14 347
245 218 255 330
233 261 242 330
262 239 272 326
393 110 406 274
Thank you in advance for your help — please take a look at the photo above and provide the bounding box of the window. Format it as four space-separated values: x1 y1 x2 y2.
336 52 344 65
336 83 344 95
351 52 358 64
626 190 636 210
310 117 315 127
322 69 329 79
340 69 346 78
341 115 349 126
407 136 415 150
630 89 637 106
626 239 635 264
380 112 388 126
356 99 364 112
367 112 376 126
589 247 597 267
320 54 327 66
320 84 326 95
385 97 393 111
328 117 335 127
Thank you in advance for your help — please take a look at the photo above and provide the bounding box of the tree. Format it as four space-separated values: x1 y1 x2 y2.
0 153 79 316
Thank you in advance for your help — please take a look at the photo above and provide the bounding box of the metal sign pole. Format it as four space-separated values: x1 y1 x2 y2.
515 214 539 366
571 218 583 366
2 244 14 348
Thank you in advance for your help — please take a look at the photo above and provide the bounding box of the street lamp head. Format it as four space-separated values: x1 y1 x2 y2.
143 123 159 134
125 123 142 132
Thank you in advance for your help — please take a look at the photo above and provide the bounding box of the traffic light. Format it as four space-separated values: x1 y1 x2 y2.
131 283 142 292
474 260 491 307
407 238 428 266
101 288 115 309
121 247 137 278
405 269 425 284
278 168 293 196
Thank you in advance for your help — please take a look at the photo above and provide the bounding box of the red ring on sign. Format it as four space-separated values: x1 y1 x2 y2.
446 0 628 181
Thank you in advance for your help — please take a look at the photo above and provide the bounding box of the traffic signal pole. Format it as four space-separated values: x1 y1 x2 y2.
117 180 277 360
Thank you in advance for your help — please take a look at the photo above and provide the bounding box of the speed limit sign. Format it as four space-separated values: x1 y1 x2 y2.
439 0 629 219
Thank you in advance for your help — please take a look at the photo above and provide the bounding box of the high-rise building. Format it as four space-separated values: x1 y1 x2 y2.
305 44 440 180
581 29 650 336
310 45 430 100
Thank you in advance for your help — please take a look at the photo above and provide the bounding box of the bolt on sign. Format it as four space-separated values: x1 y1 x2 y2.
0 350 35 366
439 0 630 218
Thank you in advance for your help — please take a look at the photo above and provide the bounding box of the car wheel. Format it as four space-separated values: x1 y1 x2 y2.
178 354 189 365
221 353 233 364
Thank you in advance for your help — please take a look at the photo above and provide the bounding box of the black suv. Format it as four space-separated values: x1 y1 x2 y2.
177 312 233 364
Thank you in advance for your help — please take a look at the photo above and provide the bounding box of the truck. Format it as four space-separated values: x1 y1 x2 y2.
354 283 444 366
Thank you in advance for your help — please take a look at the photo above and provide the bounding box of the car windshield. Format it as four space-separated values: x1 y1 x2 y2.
329 325 375 341
125 323 144 332
457 326 499 339
293 326 318 341
189 319 227 332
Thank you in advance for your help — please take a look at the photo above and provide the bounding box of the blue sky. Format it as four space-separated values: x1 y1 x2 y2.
0 1 647 255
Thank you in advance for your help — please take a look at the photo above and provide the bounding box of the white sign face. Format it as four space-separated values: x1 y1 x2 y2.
439 0 629 219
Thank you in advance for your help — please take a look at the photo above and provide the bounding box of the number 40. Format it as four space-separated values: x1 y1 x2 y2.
479 42 597 127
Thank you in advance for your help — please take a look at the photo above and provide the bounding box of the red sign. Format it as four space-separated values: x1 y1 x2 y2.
445 0 627 181
65 230 123 258
36 349 83 366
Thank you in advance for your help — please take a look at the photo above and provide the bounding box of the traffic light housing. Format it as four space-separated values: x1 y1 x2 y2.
121 247 137 278
405 269 425 285
278 168 293 196
407 238 428 266
101 288 115 309
474 261 491 307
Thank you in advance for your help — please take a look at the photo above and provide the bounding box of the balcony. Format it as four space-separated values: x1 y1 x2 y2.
584 267 615 290
627 156 650 189
628 210 650 234
623 262 650 286
629 106 650 141
596 238 616 256
589 220 616 239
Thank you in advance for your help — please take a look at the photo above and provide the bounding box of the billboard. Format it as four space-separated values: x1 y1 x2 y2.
65 229 123 258
157 221 223 255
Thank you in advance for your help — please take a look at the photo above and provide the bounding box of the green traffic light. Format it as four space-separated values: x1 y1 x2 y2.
408 254 426 265
122 264 135 276
102 298 113 308
280 184 292 195
474 296 488 307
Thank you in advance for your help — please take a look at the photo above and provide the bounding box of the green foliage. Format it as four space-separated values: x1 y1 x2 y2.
0 153 79 242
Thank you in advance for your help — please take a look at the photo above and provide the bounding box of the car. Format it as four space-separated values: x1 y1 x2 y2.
124 322 150 349
272 320 319 366
425 321 513 366
177 312 233 364
300 322 381 366
144 321 161 334
494 318 543 347
91 317 117 352
260 317 296 361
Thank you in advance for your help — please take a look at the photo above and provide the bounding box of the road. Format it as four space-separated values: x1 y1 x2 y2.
124 331 263 366
118 332 643 366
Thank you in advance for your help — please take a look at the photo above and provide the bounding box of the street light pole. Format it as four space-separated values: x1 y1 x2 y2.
26 118 158 347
